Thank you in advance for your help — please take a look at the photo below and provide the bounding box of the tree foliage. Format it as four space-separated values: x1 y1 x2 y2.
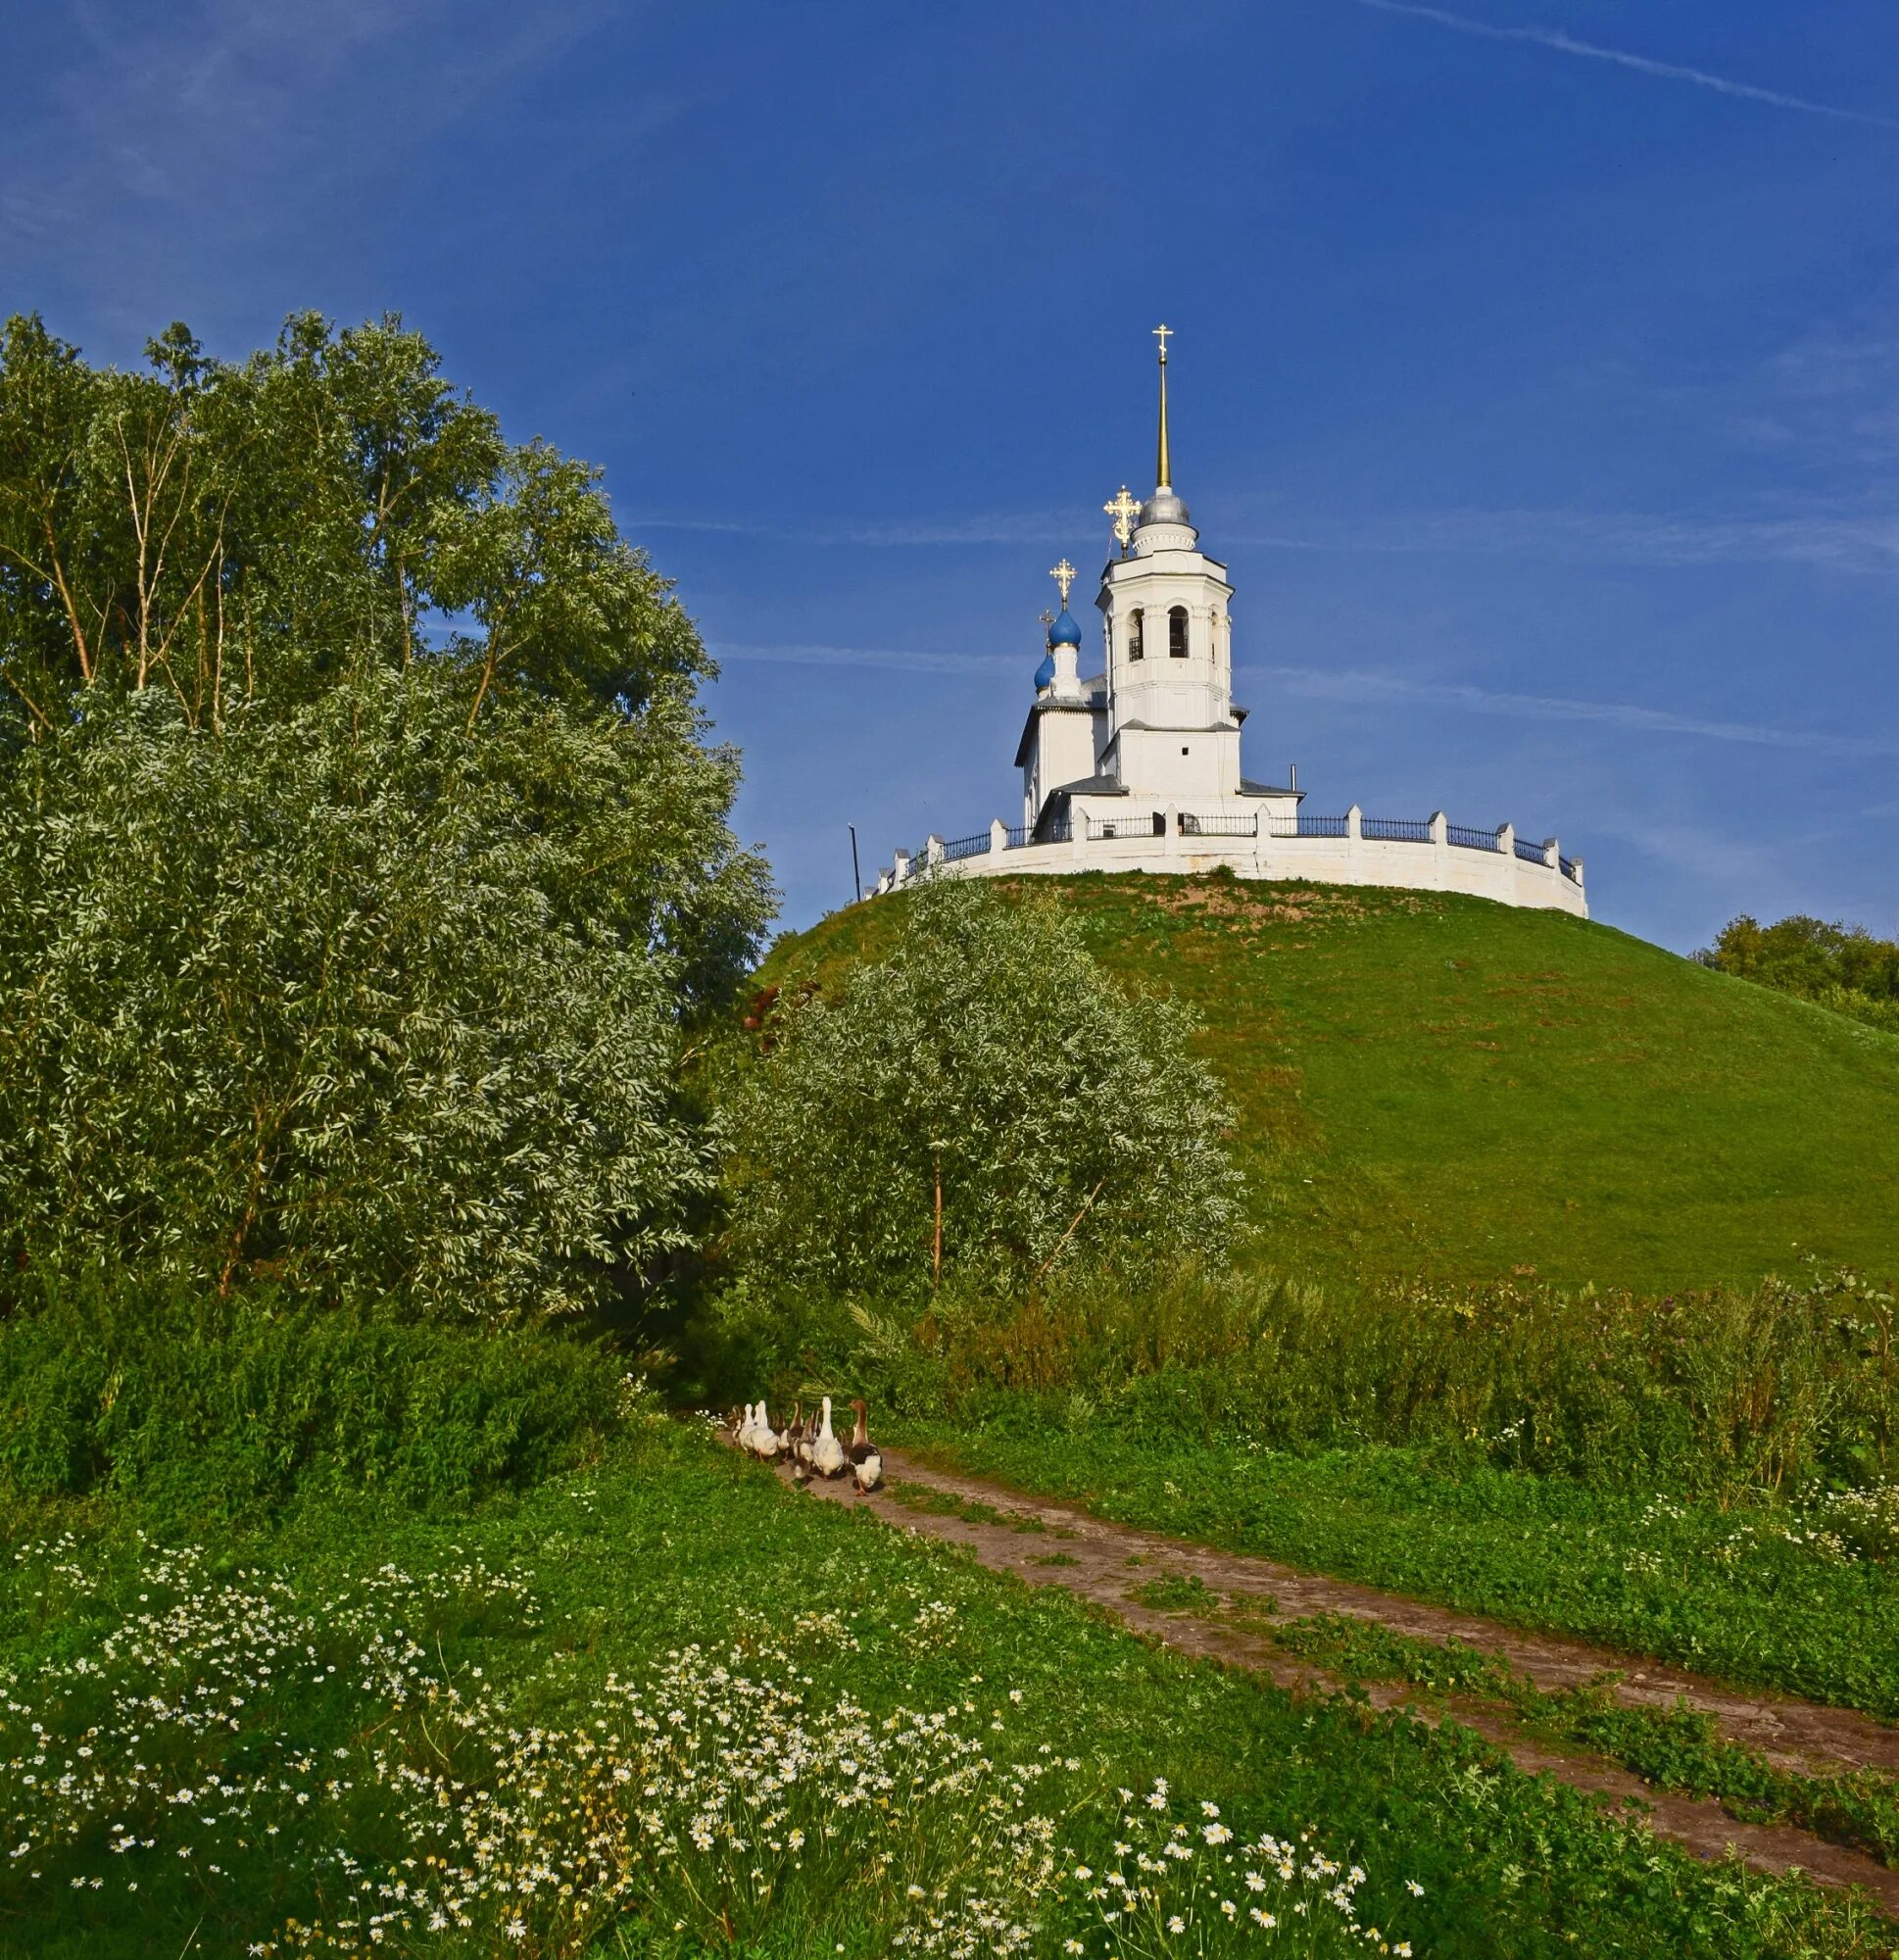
0 313 775 1314
0 310 705 736
1700 914 1899 1036
723 879 1242 1298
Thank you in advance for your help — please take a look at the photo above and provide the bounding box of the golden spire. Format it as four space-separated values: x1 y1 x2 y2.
1152 323 1174 490
1048 558 1077 606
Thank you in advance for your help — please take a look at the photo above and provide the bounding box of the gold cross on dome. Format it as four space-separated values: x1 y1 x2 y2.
1104 485 1141 550
1048 558 1077 605
1153 322 1174 363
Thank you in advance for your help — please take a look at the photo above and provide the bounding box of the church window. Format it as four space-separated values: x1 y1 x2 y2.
1168 606 1189 658
1128 609 1144 661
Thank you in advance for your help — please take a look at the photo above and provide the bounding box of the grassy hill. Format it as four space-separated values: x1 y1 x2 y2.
756 874 1899 1289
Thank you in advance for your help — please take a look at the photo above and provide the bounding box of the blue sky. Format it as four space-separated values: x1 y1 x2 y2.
5 1 1895 950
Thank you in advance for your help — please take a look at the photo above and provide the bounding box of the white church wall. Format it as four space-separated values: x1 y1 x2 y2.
1023 703 1101 825
1111 726 1242 800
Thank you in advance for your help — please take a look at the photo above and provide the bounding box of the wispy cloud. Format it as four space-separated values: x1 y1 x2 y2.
2 0 616 336
630 510 1083 549
650 503 1899 573
1353 0 1899 131
1591 816 1802 900
1236 507 1899 573
1263 664 1899 758
714 639 1899 759
714 641 1020 676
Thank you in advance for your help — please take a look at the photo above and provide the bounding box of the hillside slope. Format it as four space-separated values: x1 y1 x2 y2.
756 874 1899 1288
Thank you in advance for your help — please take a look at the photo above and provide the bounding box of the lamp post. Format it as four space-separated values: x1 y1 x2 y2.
849 823 861 904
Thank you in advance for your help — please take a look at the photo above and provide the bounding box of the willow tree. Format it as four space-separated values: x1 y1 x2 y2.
0 313 773 1314
724 879 1242 1298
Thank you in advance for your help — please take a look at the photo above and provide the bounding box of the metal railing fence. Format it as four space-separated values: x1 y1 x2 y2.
1179 812 1259 838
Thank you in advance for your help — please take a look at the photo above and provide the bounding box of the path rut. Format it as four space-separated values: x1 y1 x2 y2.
768 1443 1899 1914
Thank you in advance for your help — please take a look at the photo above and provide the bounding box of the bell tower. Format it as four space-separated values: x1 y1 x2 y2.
1094 327 1242 802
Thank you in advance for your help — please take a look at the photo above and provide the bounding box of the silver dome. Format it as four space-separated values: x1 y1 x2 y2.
1138 487 1192 528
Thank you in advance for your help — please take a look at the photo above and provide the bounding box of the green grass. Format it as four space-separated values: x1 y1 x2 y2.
1267 1611 1899 1871
4 1422 1893 1958
758 876 1899 1287
902 1424 1899 1718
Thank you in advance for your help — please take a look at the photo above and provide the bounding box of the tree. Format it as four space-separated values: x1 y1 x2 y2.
0 310 701 737
0 667 771 1317
723 878 1242 1298
0 311 776 1314
1700 914 1899 1036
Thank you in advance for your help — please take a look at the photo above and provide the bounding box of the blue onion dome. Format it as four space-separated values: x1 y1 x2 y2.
1033 650 1056 691
1048 606 1082 647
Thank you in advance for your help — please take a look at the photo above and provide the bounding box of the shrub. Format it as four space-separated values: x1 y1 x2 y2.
0 1270 627 1520
721 878 1242 1298
817 1262 1899 1505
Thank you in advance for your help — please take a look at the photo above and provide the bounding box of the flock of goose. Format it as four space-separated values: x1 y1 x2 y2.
731 1395 883 1494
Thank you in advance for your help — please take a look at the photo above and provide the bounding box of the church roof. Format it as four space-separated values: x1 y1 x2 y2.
1031 775 1128 841
1114 716 1242 734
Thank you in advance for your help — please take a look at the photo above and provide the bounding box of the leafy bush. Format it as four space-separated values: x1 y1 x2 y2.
1700 913 1899 1036
0 1270 627 1519
0 667 767 1318
817 1263 1899 1504
721 878 1242 1298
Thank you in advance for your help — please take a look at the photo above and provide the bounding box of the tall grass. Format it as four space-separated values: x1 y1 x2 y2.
0 1269 629 1521
769 1265 1898 1504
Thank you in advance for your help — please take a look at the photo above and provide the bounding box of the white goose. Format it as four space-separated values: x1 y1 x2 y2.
753 1398 783 1461
810 1396 847 1479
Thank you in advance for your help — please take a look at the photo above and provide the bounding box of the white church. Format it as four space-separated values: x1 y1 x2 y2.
873 329 1586 917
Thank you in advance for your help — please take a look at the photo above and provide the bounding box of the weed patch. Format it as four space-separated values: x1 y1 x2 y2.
1127 1572 1220 1615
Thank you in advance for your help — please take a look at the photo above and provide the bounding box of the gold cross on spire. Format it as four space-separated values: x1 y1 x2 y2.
1048 558 1077 605
1103 485 1141 551
1152 321 1174 364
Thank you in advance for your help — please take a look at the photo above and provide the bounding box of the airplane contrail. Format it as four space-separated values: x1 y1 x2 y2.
1353 0 1899 131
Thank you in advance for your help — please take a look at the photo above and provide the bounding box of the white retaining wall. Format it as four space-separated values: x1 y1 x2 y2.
876 808 1587 917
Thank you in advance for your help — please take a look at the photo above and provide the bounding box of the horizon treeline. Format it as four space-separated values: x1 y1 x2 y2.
1702 912 1899 1037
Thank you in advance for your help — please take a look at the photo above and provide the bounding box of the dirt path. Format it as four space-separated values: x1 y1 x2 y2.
771 1444 1899 1913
